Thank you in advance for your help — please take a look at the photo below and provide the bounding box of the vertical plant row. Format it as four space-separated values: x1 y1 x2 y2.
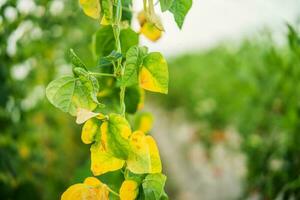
45 0 192 199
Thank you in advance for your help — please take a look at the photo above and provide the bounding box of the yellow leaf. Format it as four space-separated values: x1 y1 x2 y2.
127 131 162 174
90 143 125 176
120 180 139 200
81 118 100 144
79 0 101 19
135 112 153 134
61 177 109 200
140 22 162 42
146 135 162 173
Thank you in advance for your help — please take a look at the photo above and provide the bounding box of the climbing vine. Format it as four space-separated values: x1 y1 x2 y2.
45 0 192 199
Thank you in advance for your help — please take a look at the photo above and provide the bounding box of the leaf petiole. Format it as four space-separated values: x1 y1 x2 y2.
89 72 116 77
107 186 120 197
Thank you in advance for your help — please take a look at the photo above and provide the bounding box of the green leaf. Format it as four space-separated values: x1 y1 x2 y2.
139 52 169 94
73 67 100 104
169 0 192 29
46 76 97 116
99 50 122 67
93 26 115 58
69 49 87 70
142 174 167 200
101 113 132 159
159 0 174 12
94 26 138 58
101 0 113 22
124 170 146 184
122 0 133 22
122 46 148 87
120 28 139 56
124 86 143 114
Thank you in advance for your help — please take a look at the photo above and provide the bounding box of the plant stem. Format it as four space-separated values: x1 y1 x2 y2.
143 0 148 12
113 0 126 116
89 72 115 77
107 187 119 197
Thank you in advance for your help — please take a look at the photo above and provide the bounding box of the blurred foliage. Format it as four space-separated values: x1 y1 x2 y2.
0 0 98 199
155 25 300 199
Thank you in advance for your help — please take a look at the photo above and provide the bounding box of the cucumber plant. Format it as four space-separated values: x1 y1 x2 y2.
45 0 192 199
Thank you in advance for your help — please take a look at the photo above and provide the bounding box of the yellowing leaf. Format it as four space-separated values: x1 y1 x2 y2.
61 177 109 200
81 118 100 144
127 131 162 174
135 112 154 134
83 177 101 186
127 131 150 174
139 52 168 94
90 143 125 176
79 0 101 19
146 135 162 173
101 114 132 159
140 22 162 42
120 180 139 200
76 108 99 124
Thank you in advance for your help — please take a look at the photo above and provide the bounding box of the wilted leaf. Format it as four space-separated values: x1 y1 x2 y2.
76 108 99 124
141 23 162 42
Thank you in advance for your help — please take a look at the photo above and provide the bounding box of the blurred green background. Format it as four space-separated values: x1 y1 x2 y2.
1 0 300 200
